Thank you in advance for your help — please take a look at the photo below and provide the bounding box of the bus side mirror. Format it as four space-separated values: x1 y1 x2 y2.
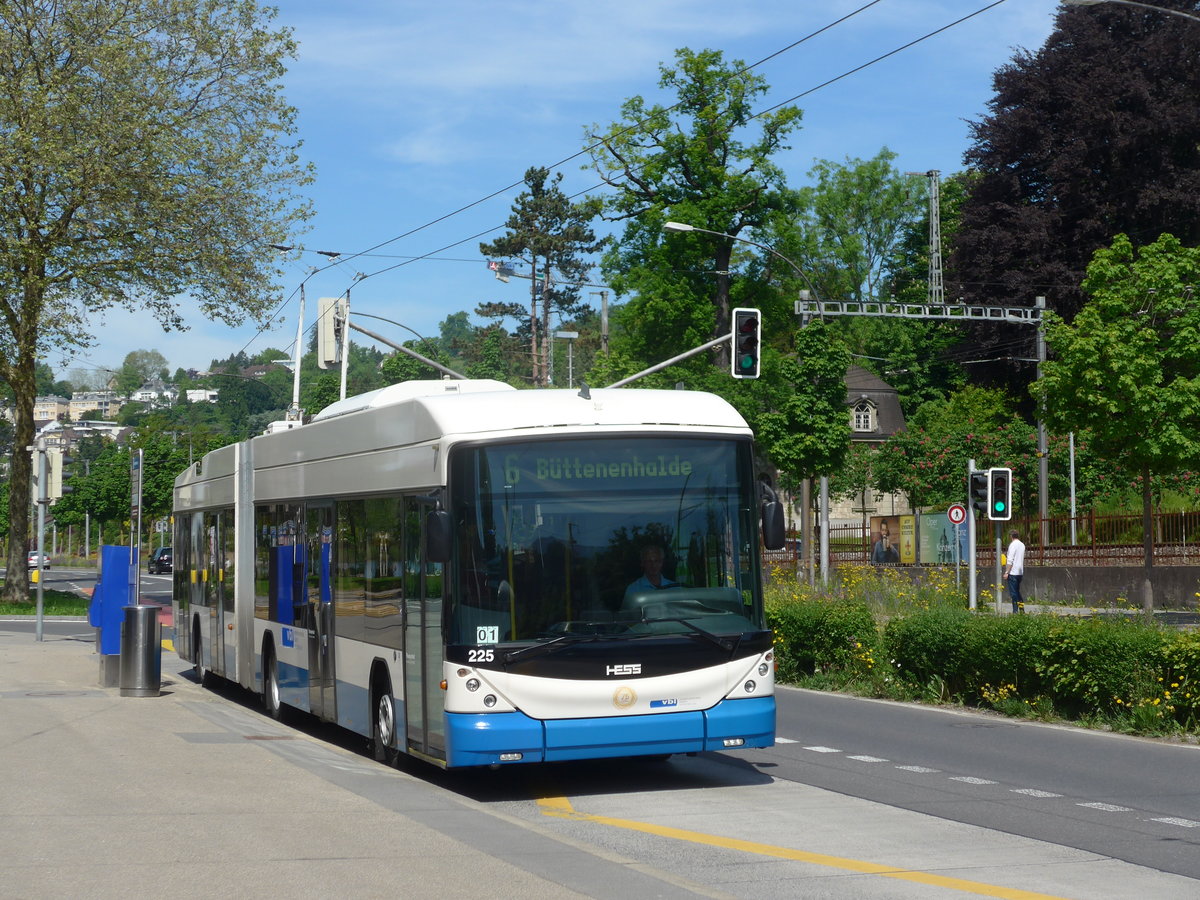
425 509 452 563
762 500 785 550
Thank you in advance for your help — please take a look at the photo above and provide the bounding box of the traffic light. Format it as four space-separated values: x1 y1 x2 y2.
987 467 1012 521
969 471 988 515
731 308 761 379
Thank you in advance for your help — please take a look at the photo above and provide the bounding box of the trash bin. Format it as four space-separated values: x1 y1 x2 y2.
119 605 161 698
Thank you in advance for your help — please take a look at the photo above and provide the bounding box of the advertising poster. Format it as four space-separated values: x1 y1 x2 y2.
899 515 917 565
869 515 901 565
919 512 968 565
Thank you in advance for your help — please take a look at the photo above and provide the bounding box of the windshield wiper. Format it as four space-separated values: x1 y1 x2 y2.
638 617 737 652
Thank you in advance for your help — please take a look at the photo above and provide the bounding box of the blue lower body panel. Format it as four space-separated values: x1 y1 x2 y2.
445 696 775 767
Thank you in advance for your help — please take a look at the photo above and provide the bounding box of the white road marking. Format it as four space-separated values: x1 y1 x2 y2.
1151 817 1200 828
1078 802 1131 812
1011 789 1062 798
950 776 997 785
803 746 841 753
895 765 939 773
848 755 888 762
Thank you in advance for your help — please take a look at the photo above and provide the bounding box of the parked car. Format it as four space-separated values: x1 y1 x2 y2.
27 550 49 569
148 546 173 574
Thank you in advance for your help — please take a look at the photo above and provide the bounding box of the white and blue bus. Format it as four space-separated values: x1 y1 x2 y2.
173 379 784 768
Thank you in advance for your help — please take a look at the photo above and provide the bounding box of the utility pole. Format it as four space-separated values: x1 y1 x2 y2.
907 169 944 304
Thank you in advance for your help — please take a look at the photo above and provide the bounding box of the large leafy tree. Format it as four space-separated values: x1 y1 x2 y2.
478 167 602 387
585 48 802 380
113 349 169 395
1032 233 1200 612
0 0 311 600
950 3 1200 327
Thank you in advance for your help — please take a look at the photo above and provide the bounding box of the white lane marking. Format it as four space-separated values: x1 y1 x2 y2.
1078 802 1131 812
1151 817 1200 827
774 737 798 743
895 765 939 773
804 746 841 753
848 755 888 762
1011 788 1062 798
950 776 997 785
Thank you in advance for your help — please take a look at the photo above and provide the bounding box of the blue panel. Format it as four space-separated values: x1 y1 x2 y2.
547 710 707 762
703 696 776 750
445 712 545 767
93 545 134 656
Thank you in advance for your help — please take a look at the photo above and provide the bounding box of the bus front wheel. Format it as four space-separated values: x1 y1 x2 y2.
372 681 398 766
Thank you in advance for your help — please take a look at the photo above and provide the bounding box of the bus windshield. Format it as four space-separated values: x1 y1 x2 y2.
447 436 765 647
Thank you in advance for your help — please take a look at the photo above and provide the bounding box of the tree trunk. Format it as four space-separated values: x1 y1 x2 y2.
529 257 541 387
713 242 733 371
2 347 38 604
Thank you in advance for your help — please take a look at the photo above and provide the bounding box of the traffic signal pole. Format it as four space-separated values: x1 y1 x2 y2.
967 458 978 610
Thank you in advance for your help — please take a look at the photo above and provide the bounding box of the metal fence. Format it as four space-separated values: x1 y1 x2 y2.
762 510 1200 568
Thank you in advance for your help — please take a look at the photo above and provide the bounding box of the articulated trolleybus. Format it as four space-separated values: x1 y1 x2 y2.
173 379 784 768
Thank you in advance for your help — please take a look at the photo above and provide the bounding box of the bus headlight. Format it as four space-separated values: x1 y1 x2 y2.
758 662 769 676
465 678 480 692
483 694 498 708
743 680 757 694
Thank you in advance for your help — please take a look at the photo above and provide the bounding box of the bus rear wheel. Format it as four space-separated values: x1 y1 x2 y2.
264 647 284 721
192 629 209 688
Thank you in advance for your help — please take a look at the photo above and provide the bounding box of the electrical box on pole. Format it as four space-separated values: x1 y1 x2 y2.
731 308 761 379
317 296 347 370
987 467 1012 521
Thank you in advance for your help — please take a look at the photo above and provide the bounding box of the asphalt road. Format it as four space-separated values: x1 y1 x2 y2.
770 686 1200 880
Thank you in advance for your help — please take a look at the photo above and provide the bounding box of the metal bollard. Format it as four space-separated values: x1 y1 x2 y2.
119 605 162 697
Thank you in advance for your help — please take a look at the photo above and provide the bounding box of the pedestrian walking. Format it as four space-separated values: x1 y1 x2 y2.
1003 529 1025 613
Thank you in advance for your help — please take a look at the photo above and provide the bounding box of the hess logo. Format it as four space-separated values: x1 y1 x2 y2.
606 663 641 676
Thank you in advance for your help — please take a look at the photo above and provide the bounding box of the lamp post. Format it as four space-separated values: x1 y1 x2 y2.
1061 0 1200 24
662 220 827 585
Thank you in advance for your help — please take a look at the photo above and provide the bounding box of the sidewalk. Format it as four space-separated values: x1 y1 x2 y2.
0 631 600 900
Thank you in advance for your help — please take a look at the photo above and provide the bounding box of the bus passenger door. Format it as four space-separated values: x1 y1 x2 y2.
205 512 225 676
306 503 336 719
403 498 446 759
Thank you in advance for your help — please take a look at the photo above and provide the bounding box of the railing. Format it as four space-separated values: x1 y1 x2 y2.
762 510 1200 568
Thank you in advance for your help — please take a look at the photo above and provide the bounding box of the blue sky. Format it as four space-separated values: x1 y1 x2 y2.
64 0 1064 382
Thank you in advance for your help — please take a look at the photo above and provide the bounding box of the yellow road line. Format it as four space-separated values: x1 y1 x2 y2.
537 797 1068 900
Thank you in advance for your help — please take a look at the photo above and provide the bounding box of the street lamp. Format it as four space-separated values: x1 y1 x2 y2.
1061 0 1200 24
662 220 827 586
662 221 821 302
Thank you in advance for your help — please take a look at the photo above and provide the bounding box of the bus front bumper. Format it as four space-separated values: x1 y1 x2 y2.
444 695 775 767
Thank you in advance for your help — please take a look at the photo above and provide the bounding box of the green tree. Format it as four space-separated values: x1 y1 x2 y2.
113 349 169 395
950 4 1200 379
787 150 923 304
585 47 802 379
479 167 602 387
0 0 312 601
751 322 852 482
1032 233 1200 612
